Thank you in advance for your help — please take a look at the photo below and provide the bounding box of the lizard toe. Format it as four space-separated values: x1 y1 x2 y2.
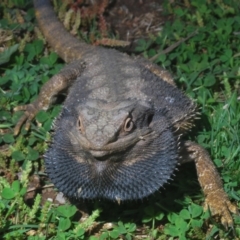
14 103 39 135
205 190 236 228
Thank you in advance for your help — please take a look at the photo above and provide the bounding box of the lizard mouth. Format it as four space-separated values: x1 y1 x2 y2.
88 130 153 159
81 128 153 154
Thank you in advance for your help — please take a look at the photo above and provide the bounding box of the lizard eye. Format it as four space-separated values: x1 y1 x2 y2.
124 117 134 132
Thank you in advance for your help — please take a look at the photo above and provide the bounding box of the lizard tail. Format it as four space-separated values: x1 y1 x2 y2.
34 0 92 63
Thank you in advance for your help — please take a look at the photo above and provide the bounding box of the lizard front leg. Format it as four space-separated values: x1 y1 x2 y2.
14 60 85 135
183 141 238 227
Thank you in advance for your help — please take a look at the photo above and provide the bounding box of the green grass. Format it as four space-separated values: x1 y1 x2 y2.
0 0 240 239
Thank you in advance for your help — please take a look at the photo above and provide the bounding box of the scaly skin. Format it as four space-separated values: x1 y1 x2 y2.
34 0 92 62
183 141 238 227
14 0 238 227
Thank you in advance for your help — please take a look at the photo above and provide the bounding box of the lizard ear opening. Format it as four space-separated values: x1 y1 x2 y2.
124 117 134 132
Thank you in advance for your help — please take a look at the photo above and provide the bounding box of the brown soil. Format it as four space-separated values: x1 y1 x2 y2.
106 0 166 43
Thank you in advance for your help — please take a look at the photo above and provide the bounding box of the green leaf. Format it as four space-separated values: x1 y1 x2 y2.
142 216 152 223
51 106 62 118
191 219 203 228
175 217 188 232
174 8 186 17
164 224 179 237
0 111 11 121
3 134 15 143
58 217 71 231
57 205 77 218
167 212 178 223
179 209 191 220
203 74 216 87
56 232 66 240
75 228 85 237
36 111 50 123
22 86 31 102
125 233 132 240
12 180 20 192
126 223 136 232
190 204 203 218
11 151 25 161
156 53 166 63
156 212 164 221
151 229 159 239
24 40 44 61
20 187 27 196
43 119 53 131
179 235 187 240
2 188 16 199
26 148 39 161
148 48 156 57
28 137 37 146
220 49 232 62
116 221 126 234
40 52 58 66
179 64 190 73
99 232 109 240
109 230 119 238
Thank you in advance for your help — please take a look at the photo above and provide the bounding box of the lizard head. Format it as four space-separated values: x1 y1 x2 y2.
45 99 178 201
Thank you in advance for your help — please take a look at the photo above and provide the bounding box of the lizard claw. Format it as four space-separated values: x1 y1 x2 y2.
14 103 39 135
204 189 238 228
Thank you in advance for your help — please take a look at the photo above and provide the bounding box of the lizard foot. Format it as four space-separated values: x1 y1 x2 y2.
14 102 40 135
204 189 238 228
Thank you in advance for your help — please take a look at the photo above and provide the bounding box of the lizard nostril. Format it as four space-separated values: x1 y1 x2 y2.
77 117 83 132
